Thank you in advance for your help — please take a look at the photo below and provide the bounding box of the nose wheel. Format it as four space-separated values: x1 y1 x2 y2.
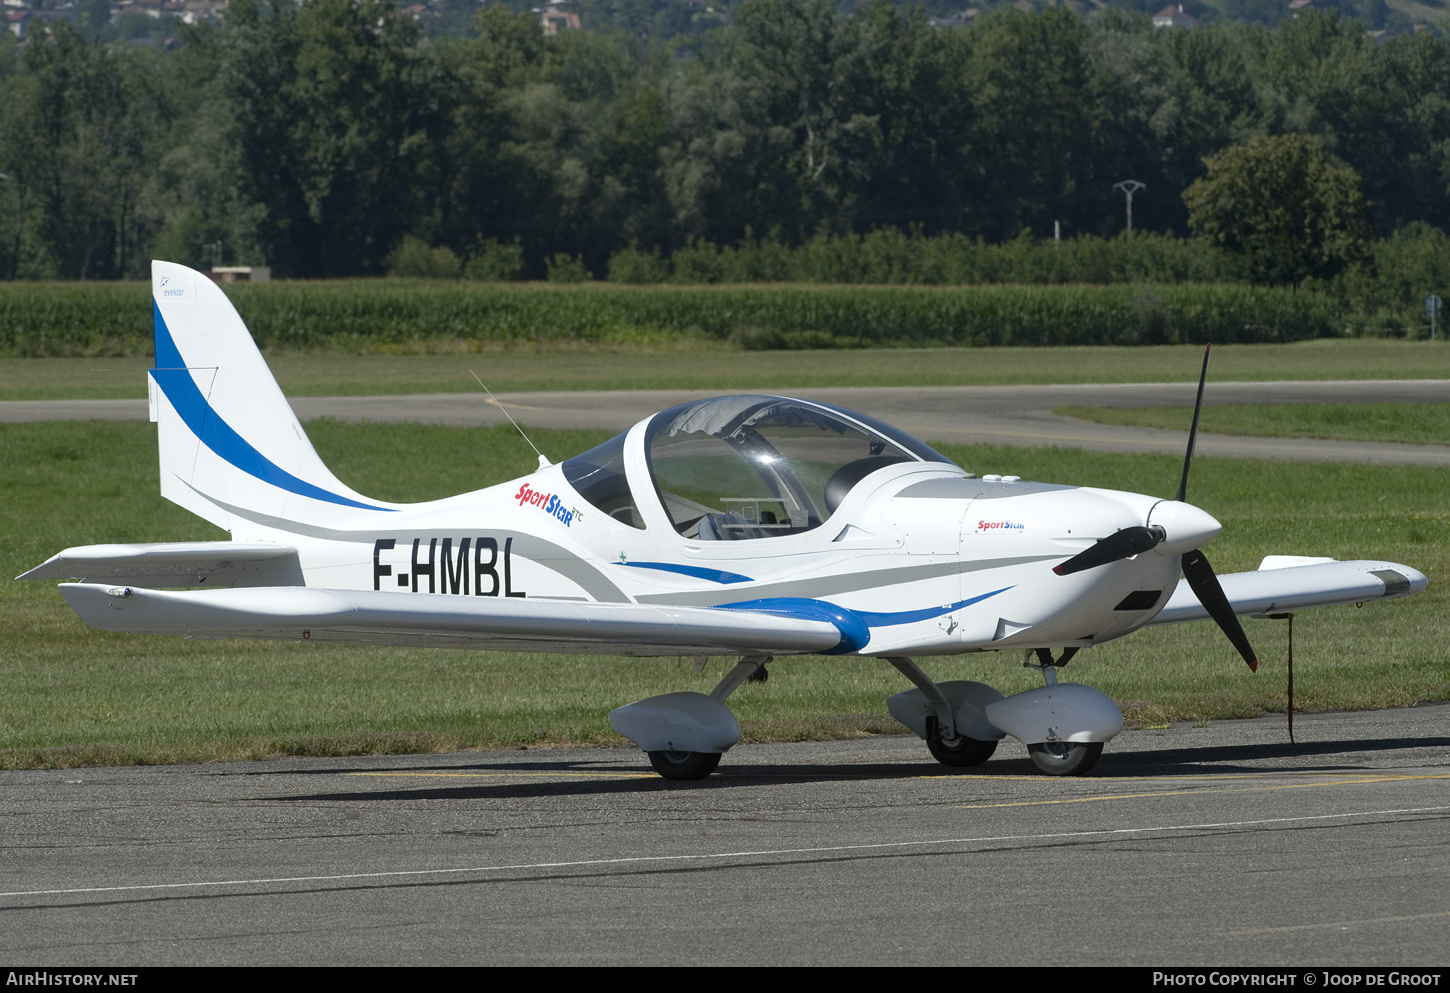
1027 740 1103 776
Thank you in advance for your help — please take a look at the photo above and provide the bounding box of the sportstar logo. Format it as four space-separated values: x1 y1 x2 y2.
515 483 579 527
976 520 1026 532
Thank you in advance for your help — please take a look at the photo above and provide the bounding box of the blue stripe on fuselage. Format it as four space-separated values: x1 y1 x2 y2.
616 561 754 584
713 587 1013 654
849 587 1012 626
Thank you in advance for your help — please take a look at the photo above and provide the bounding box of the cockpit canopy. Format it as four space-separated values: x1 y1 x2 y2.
562 396 953 540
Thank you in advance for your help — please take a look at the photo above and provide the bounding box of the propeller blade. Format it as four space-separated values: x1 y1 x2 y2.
1053 525 1164 576
1182 548 1258 671
1176 343 1212 504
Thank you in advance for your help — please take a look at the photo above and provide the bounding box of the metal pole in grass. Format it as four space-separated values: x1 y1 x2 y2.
1427 293 1441 340
1113 180 1146 237
1263 611 1295 744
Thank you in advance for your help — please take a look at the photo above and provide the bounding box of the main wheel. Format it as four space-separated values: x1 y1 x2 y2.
647 750 722 781
1027 740 1104 776
926 734 998 767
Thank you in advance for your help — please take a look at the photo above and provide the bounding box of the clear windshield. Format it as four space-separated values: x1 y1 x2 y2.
561 431 644 529
644 396 950 540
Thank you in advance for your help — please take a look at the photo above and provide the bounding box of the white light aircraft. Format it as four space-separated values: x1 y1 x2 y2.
22 262 1429 779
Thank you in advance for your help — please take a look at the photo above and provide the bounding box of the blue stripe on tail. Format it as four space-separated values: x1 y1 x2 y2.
152 302 394 513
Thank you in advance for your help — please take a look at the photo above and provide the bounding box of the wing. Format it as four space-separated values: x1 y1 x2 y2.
1147 557 1426 626
18 542 302 588
57 583 850 657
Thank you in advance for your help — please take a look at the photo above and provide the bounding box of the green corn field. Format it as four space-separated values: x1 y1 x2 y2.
0 280 1344 357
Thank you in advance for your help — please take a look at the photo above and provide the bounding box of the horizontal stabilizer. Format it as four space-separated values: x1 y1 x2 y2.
20 542 301 589
1148 559 1427 626
58 584 847 657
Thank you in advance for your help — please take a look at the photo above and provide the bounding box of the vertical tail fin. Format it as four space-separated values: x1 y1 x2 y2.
149 261 394 535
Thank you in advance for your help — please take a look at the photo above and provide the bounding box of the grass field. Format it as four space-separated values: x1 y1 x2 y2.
2 417 1445 769
1058 402 1450 446
4 338 1450 402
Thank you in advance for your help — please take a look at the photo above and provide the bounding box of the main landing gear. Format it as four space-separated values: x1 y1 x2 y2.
925 724 999 767
610 655 770 782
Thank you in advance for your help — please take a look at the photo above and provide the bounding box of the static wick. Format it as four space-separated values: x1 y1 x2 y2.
471 370 550 469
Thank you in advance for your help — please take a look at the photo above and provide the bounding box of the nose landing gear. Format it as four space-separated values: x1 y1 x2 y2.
887 649 1122 776
1026 740 1104 776
647 749 723 781
1018 648 1106 776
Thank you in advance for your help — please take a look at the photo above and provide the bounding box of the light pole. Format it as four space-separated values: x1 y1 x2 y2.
1113 180 1146 237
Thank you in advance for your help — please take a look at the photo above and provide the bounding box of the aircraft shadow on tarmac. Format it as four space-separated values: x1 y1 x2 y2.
265 734 1450 803
1091 734 1450 775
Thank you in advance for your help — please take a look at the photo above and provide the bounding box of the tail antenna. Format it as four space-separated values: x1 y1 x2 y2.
470 370 550 469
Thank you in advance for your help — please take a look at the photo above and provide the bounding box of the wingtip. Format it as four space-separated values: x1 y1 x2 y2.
1052 565 1065 576
1247 659 1258 673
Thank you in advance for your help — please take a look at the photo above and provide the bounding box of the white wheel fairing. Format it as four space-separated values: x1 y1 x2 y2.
609 691 742 754
886 680 1007 741
984 683 1124 745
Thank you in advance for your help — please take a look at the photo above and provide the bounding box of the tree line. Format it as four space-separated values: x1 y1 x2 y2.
2 0 1449 284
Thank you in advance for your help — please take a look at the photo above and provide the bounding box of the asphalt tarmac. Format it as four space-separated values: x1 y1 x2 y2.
6 378 1450 463
3 705 1448 966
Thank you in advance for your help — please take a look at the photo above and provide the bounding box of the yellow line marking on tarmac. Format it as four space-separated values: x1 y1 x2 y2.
955 772 1450 809
926 772 1278 783
348 771 656 780
928 770 1434 785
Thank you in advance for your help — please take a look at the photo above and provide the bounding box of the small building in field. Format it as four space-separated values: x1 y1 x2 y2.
208 266 271 284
